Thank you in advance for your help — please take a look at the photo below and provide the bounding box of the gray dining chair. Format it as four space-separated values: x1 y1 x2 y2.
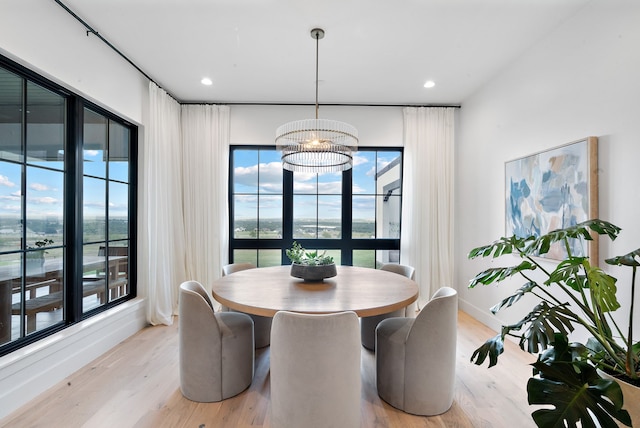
360 263 416 350
270 310 361 428
179 280 254 402
376 286 457 415
220 262 273 348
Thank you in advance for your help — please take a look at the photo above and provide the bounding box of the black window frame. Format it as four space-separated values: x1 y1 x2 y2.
0 54 137 357
228 145 402 266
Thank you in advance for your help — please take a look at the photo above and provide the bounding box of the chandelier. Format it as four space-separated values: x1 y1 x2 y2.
276 28 358 172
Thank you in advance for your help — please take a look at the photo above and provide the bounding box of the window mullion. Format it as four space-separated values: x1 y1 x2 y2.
282 169 294 260
342 168 353 265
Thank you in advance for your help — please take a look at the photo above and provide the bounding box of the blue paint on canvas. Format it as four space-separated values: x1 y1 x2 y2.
505 141 591 259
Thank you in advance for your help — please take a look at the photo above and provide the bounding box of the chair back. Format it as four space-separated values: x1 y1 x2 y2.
179 280 255 402
404 286 457 414
222 262 256 276
380 263 415 280
270 311 361 428
98 245 128 256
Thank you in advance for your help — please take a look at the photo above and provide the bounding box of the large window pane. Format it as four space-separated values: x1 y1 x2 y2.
84 177 106 243
233 149 283 240
233 150 258 193
0 68 22 162
259 195 282 239
230 147 402 267
0 58 136 356
258 150 282 194
318 195 341 239
25 82 65 168
109 121 129 183
234 195 257 238
109 181 129 240
25 166 63 249
82 243 107 312
352 151 376 194
233 249 257 266
258 249 281 267
377 249 400 266
353 150 402 239
83 108 107 178
293 194 317 239
353 250 375 268
1 253 21 344
83 108 133 310
0 161 22 252
377 194 401 239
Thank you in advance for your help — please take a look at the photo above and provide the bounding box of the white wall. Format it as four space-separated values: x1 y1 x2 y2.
0 1 150 419
455 2 640 338
0 0 147 124
230 104 403 147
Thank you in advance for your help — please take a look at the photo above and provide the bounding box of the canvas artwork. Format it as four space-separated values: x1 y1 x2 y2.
505 137 598 260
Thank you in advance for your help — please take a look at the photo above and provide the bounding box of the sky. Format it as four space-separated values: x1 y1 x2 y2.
232 148 401 221
0 150 129 222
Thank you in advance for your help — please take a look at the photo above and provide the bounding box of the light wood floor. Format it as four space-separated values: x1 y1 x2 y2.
1 311 537 428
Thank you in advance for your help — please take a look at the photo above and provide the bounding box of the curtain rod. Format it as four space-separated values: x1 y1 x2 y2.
54 0 461 109
53 0 178 99
183 102 462 108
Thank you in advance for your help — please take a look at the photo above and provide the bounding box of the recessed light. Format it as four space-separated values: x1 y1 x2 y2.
201 77 213 86
423 80 435 88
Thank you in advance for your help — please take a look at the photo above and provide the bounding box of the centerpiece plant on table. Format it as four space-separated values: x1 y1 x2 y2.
468 219 639 428
286 241 334 266
286 241 336 282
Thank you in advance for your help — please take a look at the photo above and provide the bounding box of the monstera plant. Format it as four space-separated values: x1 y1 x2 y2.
468 219 639 427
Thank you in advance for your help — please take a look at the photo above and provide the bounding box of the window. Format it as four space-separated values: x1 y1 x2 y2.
0 55 137 356
229 146 402 267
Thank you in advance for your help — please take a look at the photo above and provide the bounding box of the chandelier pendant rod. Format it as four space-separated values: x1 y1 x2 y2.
313 28 322 120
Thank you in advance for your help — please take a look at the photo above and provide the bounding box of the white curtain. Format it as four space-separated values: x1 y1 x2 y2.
401 107 455 308
181 104 230 296
143 82 187 325
143 83 230 324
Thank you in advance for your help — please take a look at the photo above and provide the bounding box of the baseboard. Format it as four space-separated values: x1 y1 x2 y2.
459 297 503 333
0 298 148 420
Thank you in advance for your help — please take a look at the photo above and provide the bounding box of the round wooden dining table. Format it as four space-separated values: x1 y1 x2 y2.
211 265 418 317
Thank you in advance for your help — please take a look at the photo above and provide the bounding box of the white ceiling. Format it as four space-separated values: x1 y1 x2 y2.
60 0 590 105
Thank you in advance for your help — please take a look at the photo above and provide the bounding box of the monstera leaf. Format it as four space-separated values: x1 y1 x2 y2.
527 334 631 428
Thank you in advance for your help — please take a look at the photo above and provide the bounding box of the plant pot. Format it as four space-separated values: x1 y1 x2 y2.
599 370 640 426
290 263 337 282
26 252 45 275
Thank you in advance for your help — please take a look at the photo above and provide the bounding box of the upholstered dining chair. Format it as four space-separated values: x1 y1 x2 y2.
360 263 416 350
221 262 273 348
222 262 256 276
270 311 361 428
376 286 457 416
179 280 254 402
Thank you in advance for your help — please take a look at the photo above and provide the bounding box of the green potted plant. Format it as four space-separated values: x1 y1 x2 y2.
468 219 639 427
286 241 336 282
26 238 54 274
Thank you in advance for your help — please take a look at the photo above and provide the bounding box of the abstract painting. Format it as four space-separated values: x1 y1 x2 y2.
505 137 598 261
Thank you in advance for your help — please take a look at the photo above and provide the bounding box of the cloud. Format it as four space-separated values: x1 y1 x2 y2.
0 175 16 187
30 183 52 191
317 181 342 193
84 201 106 208
0 194 21 201
0 204 21 212
84 150 99 157
234 194 257 203
353 155 369 166
32 196 58 204
234 161 283 192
